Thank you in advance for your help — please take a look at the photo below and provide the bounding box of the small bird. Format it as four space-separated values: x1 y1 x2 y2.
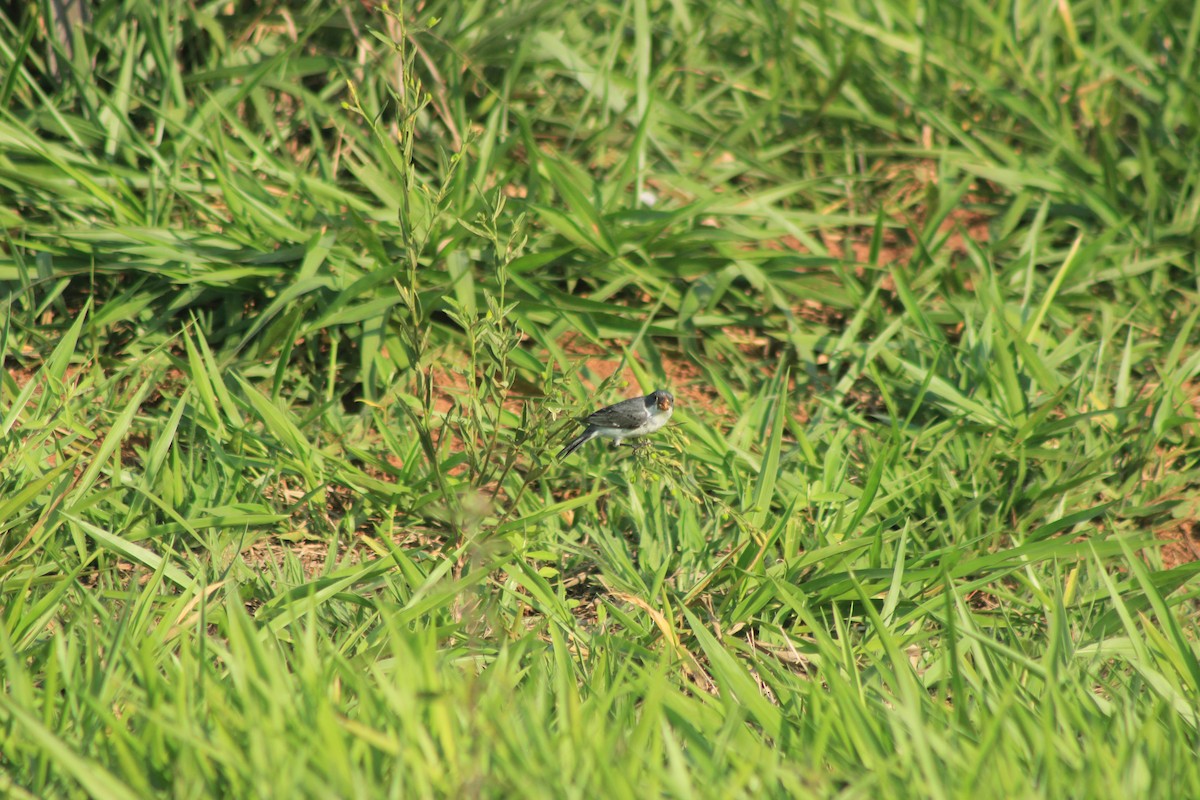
558 389 675 459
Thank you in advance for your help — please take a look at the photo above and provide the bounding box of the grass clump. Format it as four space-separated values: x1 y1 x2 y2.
2 0 1199 797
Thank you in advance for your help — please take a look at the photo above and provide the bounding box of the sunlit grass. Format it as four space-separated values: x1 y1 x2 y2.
2 0 1199 797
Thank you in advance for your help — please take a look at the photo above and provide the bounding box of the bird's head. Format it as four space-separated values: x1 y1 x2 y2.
653 390 674 412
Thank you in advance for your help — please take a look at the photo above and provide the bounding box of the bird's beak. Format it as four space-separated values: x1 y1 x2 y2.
658 396 672 411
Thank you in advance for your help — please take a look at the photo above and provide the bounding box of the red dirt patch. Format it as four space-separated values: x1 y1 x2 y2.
6 364 37 390
1157 519 1200 569
819 205 991 269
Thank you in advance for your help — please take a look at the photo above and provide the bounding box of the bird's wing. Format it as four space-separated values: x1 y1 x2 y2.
584 397 649 429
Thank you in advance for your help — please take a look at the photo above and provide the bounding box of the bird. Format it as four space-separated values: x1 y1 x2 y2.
558 389 674 459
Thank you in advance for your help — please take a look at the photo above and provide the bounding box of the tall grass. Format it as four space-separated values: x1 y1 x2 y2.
2 0 1199 797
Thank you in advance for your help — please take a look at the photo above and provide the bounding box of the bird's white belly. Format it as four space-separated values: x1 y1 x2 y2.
602 408 671 443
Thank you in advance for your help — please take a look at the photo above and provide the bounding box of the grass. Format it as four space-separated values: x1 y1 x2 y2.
2 0 1200 796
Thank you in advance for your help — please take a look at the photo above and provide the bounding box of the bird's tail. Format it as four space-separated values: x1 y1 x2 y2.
557 428 596 459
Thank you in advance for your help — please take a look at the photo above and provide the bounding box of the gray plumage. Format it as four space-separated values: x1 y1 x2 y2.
558 390 674 459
